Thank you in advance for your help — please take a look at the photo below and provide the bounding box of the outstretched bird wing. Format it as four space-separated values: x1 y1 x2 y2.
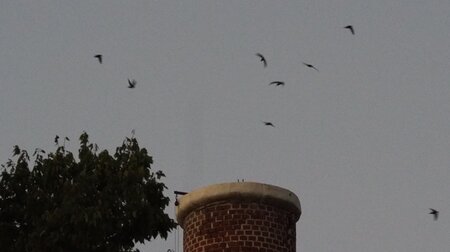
94 54 102 64
128 79 136 88
256 53 267 67
262 121 275 127
303 62 319 72
429 208 439 220
344 25 354 35
270 81 284 86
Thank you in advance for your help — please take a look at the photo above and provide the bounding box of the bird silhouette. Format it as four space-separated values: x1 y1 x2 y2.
94 54 103 64
303 62 319 72
344 25 355 35
429 208 439 221
269 81 285 86
256 53 267 68
128 79 137 88
262 121 275 127
54 135 59 145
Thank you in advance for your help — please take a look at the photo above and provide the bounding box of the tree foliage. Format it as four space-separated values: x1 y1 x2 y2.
0 133 176 252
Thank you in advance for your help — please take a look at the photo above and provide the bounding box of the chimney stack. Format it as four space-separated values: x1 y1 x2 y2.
176 182 301 252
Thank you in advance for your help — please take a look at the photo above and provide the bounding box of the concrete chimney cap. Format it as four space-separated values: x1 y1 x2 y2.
176 182 301 226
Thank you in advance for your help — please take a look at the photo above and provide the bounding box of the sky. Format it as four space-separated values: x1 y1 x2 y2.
1 0 450 251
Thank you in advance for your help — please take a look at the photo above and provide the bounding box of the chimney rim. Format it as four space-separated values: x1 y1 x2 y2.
175 181 301 226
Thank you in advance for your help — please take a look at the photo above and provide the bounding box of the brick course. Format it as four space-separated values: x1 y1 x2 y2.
182 200 297 252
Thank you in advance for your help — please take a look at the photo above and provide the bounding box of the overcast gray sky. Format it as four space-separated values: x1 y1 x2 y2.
2 0 450 251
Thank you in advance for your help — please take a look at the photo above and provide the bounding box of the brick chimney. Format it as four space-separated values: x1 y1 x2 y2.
176 182 301 252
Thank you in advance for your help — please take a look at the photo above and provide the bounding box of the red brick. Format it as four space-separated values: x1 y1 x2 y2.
180 201 298 252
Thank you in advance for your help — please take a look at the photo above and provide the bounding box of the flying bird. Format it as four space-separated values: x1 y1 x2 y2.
94 54 103 64
303 62 319 72
128 79 137 88
269 81 285 86
256 53 267 68
262 121 275 127
344 25 355 35
429 208 439 221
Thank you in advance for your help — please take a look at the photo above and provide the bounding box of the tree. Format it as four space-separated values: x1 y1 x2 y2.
0 132 176 252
